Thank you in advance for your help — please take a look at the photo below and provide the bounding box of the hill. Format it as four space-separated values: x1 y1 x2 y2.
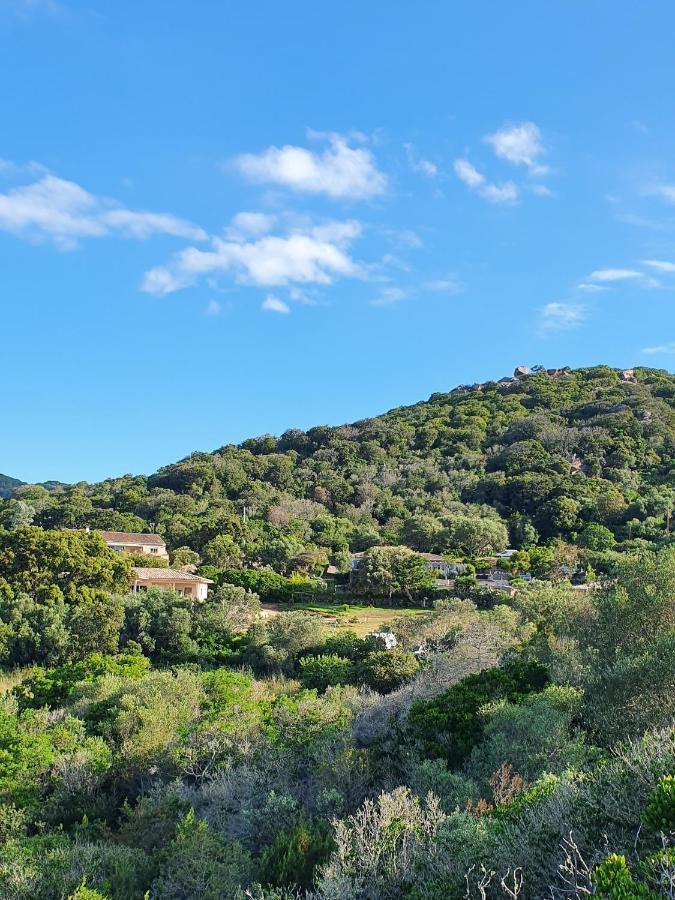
0 473 24 499
4 365 674 567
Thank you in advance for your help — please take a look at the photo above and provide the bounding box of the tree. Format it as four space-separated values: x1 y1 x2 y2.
443 516 509 557
351 546 436 601
170 546 200 567
536 496 581 537
0 527 131 603
578 522 616 551
202 534 243 569
399 515 444 552
200 582 260 630
0 500 36 530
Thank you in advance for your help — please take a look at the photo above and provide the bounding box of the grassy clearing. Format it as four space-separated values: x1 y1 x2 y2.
267 601 426 637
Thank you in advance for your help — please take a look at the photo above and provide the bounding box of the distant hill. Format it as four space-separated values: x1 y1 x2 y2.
4 365 674 562
0 474 24 499
0 474 66 499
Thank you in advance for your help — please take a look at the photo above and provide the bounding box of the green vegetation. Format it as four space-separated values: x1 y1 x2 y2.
0 366 673 897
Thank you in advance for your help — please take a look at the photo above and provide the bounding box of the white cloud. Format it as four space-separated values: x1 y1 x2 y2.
642 341 675 354
480 181 518 204
371 286 406 307
540 301 587 331
577 282 608 293
261 294 290 314
454 158 485 188
205 300 221 316
404 144 438 177
142 219 363 295
588 268 643 282
652 184 675 204
528 184 553 197
642 259 675 272
100 209 206 241
484 121 548 174
0 172 206 248
234 133 387 199
454 158 518 204
225 211 276 239
423 277 462 295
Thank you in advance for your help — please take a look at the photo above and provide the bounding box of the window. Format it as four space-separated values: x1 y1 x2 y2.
150 547 158 554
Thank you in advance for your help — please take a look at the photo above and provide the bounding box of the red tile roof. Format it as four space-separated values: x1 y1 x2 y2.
98 531 166 546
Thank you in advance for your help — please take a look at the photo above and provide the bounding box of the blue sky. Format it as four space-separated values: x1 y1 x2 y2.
2 0 674 483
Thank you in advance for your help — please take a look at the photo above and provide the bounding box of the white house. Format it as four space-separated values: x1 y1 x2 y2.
97 530 169 561
132 567 213 601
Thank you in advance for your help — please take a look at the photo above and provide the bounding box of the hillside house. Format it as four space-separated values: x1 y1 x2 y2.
132 567 213 601
96 530 169 561
351 550 466 579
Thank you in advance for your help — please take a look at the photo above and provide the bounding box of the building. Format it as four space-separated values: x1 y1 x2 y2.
132 567 213 601
351 549 466 579
97 530 169 561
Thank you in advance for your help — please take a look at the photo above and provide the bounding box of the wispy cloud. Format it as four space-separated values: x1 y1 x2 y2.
423 276 462 295
588 268 643 282
528 183 553 197
539 301 587 332
205 299 221 316
484 121 548 175
1 0 63 18
404 144 438 177
480 181 518 204
577 282 608 293
454 159 485 189
642 341 675 354
224 211 276 240
453 158 518 204
371 286 406 307
0 171 206 249
261 294 290 314
651 183 675 204
142 215 364 295
234 133 387 200
642 258 675 272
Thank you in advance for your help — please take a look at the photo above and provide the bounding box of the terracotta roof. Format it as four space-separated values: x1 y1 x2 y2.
99 531 166 546
133 567 213 584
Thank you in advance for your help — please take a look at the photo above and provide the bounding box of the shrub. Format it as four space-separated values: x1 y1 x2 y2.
14 653 151 711
258 814 334 890
408 659 549 767
356 649 420 694
642 774 675 833
298 655 353 691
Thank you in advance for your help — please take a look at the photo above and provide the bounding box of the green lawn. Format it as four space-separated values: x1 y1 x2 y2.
265 601 426 637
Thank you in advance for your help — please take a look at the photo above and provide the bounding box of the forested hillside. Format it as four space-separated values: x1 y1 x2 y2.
3 366 674 574
0 364 673 899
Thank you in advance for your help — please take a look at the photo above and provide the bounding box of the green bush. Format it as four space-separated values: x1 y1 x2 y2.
408 659 549 767
258 814 334 890
299 654 353 691
642 774 675 833
14 653 151 711
356 649 420 693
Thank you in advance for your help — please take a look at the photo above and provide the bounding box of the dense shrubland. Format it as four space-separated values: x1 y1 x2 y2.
0 526 672 897
0 365 673 897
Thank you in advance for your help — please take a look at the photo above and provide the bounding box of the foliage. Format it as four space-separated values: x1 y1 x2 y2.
408 659 550 767
355 649 421 694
